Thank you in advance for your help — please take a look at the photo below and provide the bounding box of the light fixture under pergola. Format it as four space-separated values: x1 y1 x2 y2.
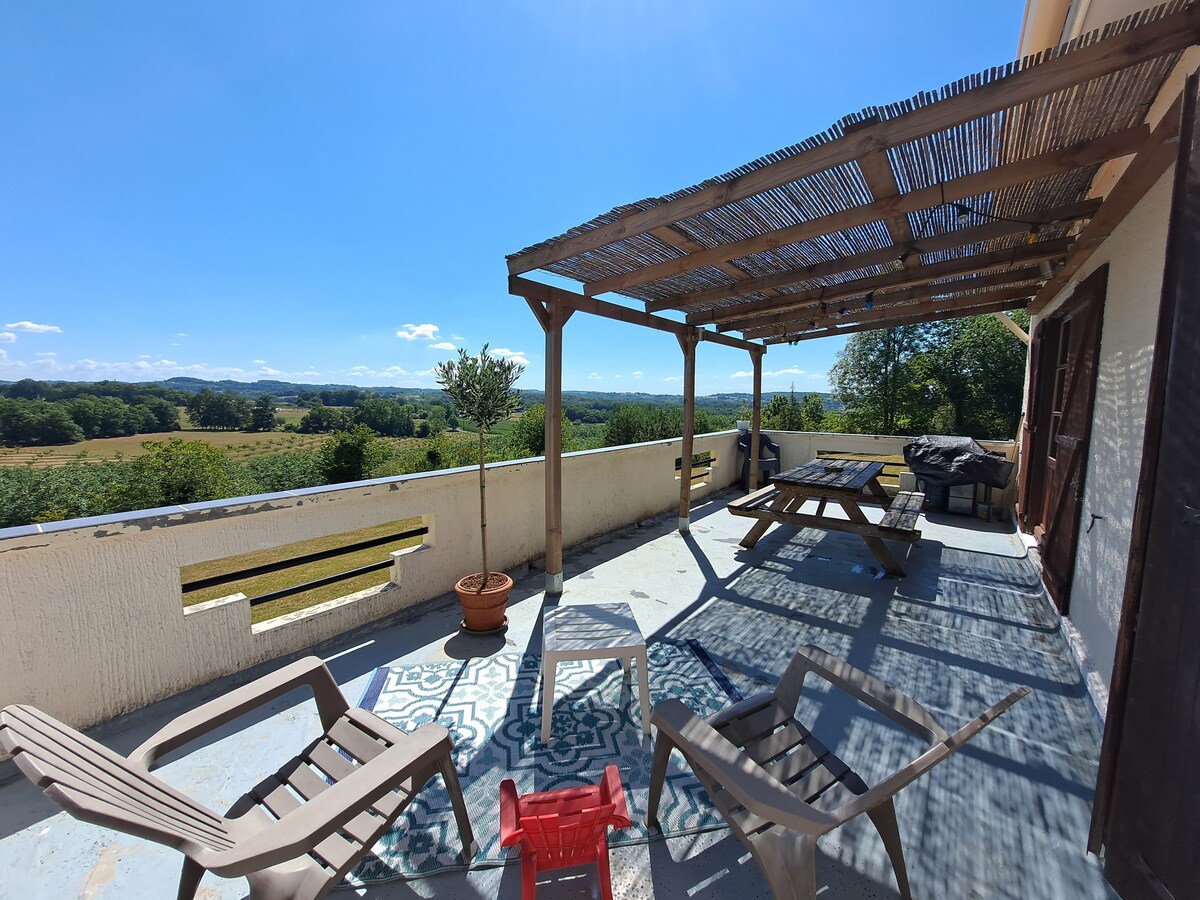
507 1 1198 594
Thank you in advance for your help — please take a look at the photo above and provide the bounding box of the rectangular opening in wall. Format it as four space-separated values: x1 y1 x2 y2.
180 517 427 624
675 451 715 487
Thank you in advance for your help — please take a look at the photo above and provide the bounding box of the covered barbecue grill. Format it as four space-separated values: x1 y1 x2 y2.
902 435 1015 516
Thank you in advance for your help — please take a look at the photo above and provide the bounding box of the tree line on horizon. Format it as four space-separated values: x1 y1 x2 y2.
0 312 1028 527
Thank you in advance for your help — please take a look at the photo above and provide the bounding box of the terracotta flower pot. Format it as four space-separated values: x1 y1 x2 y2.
454 572 513 633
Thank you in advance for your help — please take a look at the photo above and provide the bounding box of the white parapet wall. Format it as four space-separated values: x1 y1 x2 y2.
0 431 741 729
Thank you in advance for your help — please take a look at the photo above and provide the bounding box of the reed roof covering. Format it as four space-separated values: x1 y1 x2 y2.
508 2 1198 342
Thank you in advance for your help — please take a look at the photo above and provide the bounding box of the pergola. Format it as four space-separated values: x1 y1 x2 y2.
506 2 1198 593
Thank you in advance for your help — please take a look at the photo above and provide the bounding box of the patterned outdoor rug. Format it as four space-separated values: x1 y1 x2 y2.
348 639 741 884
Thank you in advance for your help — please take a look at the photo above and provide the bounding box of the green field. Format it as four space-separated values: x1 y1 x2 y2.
0 426 491 468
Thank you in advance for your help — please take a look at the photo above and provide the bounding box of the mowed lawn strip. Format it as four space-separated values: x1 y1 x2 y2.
181 518 425 624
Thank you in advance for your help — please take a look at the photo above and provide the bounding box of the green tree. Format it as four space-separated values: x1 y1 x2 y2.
245 449 325 492
186 390 252 430
507 403 573 457
763 388 806 431
140 397 181 431
603 404 715 446
435 345 524 583
298 404 348 433
123 439 251 507
829 326 931 434
319 425 383 484
801 394 826 431
250 395 278 432
921 313 1030 438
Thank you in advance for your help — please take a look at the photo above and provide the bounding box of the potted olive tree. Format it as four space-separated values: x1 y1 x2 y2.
435 344 524 632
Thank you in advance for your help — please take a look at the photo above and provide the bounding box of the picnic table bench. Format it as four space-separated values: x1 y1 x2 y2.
728 458 923 576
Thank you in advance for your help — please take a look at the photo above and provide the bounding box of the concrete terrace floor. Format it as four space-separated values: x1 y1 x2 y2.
0 491 1113 900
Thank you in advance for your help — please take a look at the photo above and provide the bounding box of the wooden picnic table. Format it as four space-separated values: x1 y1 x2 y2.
727 458 923 576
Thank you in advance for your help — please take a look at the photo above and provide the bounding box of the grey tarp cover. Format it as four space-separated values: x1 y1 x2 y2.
902 435 1015 488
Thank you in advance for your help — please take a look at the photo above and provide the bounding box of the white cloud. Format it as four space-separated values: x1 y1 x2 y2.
431 342 456 351
348 364 408 378
36 351 56 357
0 332 14 343
253 359 267 365
632 371 643 377
0 355 328 383
588 372 602 380
137 354 153 359
0 349 6 361
731 366 824 380
170 342 182 346
258 366 285 376
663 376 682 383
490 347 529 365
176 332 188 337
396 323 440 341
451 334 465 341
614 375 622 379
487 345 530 367
6 321 61 334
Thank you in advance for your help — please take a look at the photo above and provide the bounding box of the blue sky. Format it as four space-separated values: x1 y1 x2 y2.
1 2 1025 396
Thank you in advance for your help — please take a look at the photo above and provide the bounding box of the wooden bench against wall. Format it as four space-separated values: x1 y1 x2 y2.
815 450 910 496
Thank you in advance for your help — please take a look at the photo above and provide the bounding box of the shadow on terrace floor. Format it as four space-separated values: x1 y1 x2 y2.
0 490 1114 899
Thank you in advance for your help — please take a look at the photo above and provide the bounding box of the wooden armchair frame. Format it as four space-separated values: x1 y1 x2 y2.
2 656 477 900
648 645 1029 900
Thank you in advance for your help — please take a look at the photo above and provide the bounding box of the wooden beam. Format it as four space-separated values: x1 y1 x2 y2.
704 238 1068 329
737 267 1044 338
992 311 1031 342
1030 91 1185 314
509 275 762 352
749 354 763 491
854 130 921 270
506 6 1199 275
645 197 1100 312
584 126 1143 297
678 328 700 531
698 328 762 352
651 225 787 302
543 302 566 594
525 298 550 332
756 284 1036 340
766 292 1032 343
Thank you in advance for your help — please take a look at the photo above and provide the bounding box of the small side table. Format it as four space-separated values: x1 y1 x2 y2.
540 602 652 745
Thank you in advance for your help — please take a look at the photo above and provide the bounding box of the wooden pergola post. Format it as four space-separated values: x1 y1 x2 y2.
749 348 765 490
510 277 760 578
524 295 572 594
677 328 700 533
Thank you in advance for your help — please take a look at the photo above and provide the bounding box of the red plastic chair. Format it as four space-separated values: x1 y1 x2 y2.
499 765 631 900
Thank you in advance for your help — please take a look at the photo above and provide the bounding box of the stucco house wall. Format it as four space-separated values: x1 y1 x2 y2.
1033 168 1175 705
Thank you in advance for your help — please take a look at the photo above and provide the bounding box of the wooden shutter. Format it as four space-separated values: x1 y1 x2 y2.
1037 266 1106 612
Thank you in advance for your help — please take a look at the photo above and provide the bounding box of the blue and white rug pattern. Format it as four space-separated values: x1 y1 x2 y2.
349 639 740 884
